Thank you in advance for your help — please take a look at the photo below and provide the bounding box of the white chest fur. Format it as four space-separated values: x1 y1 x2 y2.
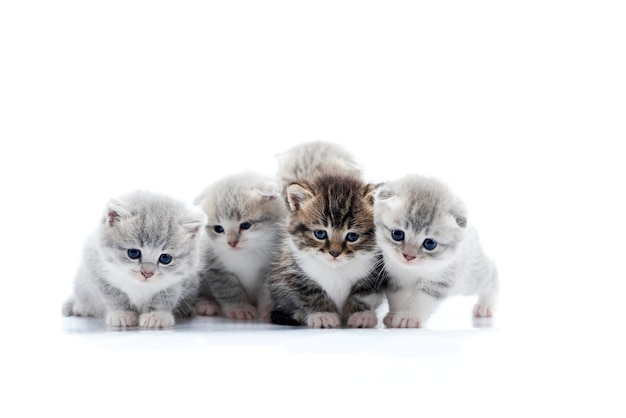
291 240 376 312
216 247 269 302
104 263 180 309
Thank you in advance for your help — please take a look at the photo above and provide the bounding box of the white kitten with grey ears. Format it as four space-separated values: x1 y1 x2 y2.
374 175 498 328
62 190 206 328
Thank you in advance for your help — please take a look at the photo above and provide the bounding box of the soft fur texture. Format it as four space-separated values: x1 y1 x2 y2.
265 141 387 328
373 175 499 328
194 172 287 320
62 191 206 328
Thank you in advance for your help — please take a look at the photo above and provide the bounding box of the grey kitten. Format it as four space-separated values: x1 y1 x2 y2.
194 172 286 320
266 141 387 328
62 190 206 328
373 174 499 328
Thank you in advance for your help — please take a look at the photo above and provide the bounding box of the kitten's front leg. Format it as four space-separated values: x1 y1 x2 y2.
139 311 174 328
473 290 498 318
384 287 442 328
106 310 138 327
345 293 383 328
306 312 341 328
201 268 257 320
140 287 181 328
301 285 341 329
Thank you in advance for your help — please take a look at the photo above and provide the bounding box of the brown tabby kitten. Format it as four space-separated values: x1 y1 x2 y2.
265 142 387 328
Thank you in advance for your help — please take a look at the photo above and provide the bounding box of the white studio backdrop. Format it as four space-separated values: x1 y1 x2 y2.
0 1 625 416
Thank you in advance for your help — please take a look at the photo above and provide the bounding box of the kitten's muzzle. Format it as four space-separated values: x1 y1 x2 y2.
141 262 156 279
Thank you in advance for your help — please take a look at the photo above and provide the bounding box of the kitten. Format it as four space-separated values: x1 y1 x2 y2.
373 175 499 328
266 141 387 328
61 190 206 328
194 172 286 320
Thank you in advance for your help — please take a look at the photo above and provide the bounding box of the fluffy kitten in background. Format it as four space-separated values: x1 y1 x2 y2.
194 172 286 320
266 141 387 328
62 191 206 328
373 175 498 328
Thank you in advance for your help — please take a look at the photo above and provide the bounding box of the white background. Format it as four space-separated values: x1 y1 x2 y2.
1 1 625 417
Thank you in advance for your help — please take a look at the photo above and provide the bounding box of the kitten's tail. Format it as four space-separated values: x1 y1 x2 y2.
61 297 75 317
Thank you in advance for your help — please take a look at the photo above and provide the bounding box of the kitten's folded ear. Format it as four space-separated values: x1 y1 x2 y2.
372 184 395 202
252 181 282 201
451 203 468 228
105 198 132 226
286 183 314 211
182 209 207 238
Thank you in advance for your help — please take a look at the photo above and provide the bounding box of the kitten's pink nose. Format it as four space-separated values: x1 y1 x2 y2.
141 263 155 279
403 253 416 261
228 240 239 248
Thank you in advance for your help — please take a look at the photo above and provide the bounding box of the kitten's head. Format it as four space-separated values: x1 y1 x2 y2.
285 174 378 266
99 191 206 283
194 172 286 255
373 175 467 272
276 140 363 185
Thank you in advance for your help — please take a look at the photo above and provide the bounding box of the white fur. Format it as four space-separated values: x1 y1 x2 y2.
289 238 376 312
209 222 280 304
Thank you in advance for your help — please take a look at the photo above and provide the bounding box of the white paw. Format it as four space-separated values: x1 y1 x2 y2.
196 299 221 316
307 312 341 328
347 311 378 328
383 312 421 328
106 310 138 327
223 304 257 320
139 311 175 328
473 303 494 318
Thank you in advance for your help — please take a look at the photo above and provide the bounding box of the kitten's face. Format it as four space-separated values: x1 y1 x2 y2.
100 196 204 284
286 176 377 267
206 208 281 254
374 180 467 272
196 183 286 255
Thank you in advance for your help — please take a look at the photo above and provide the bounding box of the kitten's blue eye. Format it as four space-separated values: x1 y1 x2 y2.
314 230 328 240
240 222 252 230
391 230 405 241
423 239 438 251
346 232 359 242
127 249 141 259
213 225 224 233
159 254 173 265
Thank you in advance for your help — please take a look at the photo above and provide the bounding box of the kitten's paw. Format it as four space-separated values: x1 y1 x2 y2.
223 304 257 320
139 311 175 328
196 300 221 316
383 312 421 328
473 303 494 318
347 311 378 328
307 312 341 329
106 310 138 327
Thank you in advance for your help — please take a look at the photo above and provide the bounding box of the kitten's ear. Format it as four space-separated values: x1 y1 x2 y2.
363 183 383 204
182 209 207 239
450 204 468 228
105 199 132 227
286 183 314 211
372 184 395 202
252 181 282 202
